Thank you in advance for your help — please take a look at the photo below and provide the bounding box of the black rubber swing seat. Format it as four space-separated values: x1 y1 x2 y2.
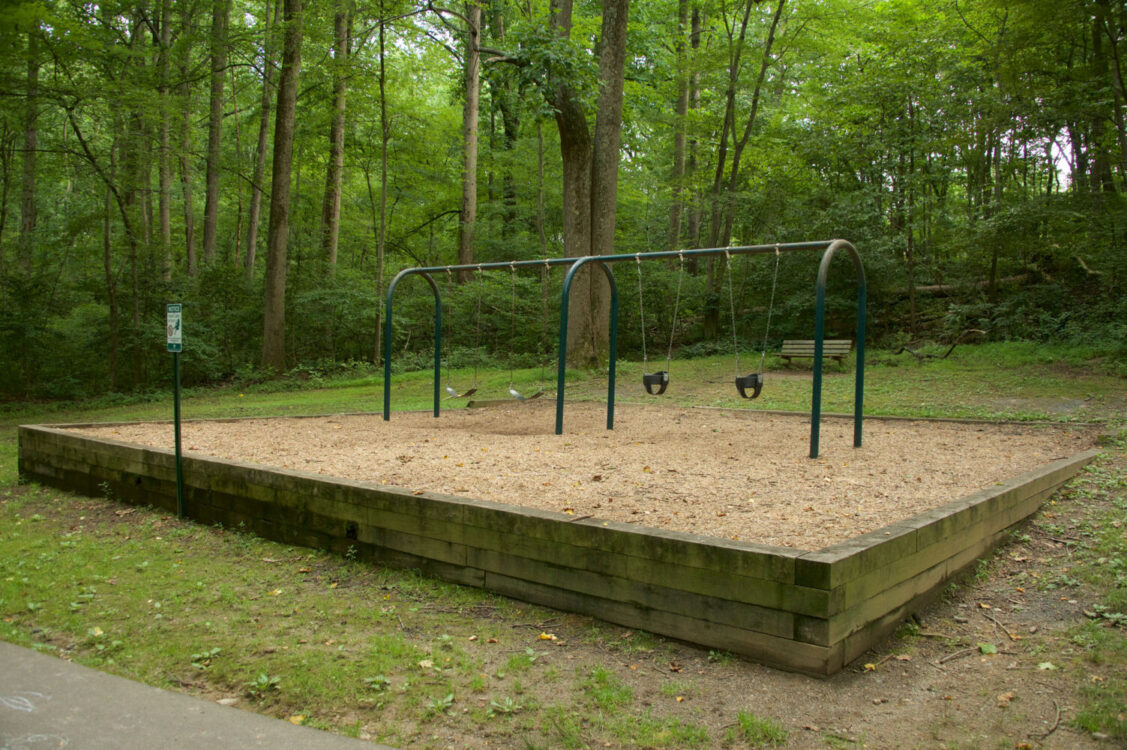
735 373 763 399
643 371 669 395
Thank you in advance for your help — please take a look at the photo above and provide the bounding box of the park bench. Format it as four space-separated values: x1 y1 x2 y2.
779 339 853 366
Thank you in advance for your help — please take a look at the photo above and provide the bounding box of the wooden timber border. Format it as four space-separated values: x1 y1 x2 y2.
17 422 1099 676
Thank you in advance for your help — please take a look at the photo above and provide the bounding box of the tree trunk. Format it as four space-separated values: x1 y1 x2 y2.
203 0 231 264
374 5 389 365
104 186 120 391
230 65 244 267
19 28 39 275
158 0 173 281
536 121 548 256
719 0 785 246
457 1 481 280
667 0 689 252
685 4 703 254
320 0 351 270
548 0 630 367
178 51 198 276
246 0 279 280
262 0 303 372
707 0 754 249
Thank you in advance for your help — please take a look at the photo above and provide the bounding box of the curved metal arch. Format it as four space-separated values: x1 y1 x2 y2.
811 239 866 458
383 269 443 419
556 258 619 434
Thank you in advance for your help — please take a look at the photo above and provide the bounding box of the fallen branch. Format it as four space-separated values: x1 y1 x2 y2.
937 646 978 664
896 329 986 363
981 610 1018 641
1029 699 1061 740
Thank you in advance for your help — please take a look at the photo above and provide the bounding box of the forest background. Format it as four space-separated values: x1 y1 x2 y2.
0 0 1124 401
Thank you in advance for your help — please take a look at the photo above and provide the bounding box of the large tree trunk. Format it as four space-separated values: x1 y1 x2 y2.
320 0 351 270
245 0 279 280
457 1 481 280
548 0 630 368
203 0 231 264
19 28 39 275
262 0 303 372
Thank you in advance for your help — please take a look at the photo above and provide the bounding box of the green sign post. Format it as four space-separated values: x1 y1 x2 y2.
167 303 185 519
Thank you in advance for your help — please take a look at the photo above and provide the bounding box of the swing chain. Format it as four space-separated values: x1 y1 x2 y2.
726 250 741 376
758 245 781 373
509 262 518 387
635 255 648 368
665 251 684 370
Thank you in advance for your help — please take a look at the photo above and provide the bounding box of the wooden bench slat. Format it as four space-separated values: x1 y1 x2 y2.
779 339 853 365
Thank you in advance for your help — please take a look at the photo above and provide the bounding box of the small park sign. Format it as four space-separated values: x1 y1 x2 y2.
166 304 182 352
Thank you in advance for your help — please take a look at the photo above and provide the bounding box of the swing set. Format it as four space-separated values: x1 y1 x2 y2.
382 239 865 459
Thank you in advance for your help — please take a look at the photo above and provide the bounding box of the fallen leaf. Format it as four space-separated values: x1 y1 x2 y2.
996 691 1015 707
895 654 912 662
298 567 311 573
288 715 306 725
487 638 499 644
418 659 434 669
468 635 478 641
675 696 684 702
538 632 558 641
977 602 992 609
863 663 877 672
1037 662 1057 671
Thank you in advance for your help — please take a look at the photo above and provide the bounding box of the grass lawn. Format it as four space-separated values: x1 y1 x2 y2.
2 342 1125 748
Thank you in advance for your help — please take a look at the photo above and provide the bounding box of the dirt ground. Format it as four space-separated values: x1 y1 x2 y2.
77 402 1094 551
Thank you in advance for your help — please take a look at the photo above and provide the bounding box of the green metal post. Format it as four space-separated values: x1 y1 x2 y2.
605 265 618 431
811 276 826 459
556 262 578 435
173 352 184 519
811 240 866 459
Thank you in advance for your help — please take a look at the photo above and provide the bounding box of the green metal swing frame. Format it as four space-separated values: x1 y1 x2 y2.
382 239 865 458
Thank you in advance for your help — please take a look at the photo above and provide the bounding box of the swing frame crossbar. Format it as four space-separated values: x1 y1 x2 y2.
382 239 866 459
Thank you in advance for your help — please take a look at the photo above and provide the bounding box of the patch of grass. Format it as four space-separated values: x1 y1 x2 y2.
582 665 633 710
728 709 788 747
611 711 711 748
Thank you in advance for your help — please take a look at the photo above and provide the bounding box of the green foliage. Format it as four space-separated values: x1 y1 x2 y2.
0 0 1124 403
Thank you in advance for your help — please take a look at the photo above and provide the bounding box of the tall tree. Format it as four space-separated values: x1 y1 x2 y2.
157 0 173 280
545 0 630 366
457 1 482 277
245 0 280 279
320 0 352 270
19 25 39 274
203 0 232 264
262 0 304 372
667 0 690 252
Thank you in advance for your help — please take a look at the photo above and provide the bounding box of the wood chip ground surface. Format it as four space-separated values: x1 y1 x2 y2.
74 403 1094 550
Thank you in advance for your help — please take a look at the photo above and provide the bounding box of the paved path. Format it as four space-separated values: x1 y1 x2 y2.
0 641 392 749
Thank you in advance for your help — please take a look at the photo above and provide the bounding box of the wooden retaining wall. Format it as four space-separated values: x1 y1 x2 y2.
17 423 1098 675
